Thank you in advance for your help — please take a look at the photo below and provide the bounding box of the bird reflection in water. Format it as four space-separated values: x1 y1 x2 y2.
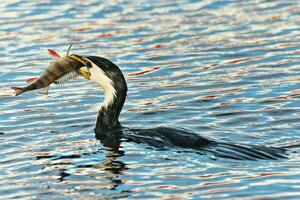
33 129 128 193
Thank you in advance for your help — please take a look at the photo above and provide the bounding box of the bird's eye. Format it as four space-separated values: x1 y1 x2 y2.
86 62 92 68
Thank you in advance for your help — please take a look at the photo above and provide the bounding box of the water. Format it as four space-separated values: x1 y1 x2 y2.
1 0 300 199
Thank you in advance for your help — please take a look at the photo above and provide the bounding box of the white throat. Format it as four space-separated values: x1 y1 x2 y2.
87 59 116 109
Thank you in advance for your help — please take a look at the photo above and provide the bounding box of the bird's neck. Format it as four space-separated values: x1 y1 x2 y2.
95 94 126 131
84 56 127 133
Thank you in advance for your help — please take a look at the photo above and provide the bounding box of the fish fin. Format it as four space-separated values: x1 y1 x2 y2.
26 77 38 84
35 85 50 95
48 49 61 58
11 87 24 96
53 71 80 85
66 44 73 56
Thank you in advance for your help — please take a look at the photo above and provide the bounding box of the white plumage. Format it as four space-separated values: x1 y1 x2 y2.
86 58 116 109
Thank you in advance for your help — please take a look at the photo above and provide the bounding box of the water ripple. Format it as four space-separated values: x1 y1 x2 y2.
1 0 300 199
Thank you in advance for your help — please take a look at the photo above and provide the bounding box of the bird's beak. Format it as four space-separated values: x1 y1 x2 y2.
79 68 91 80
68 54 91 80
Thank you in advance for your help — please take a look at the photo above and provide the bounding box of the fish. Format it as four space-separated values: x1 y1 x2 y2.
11 47 86 96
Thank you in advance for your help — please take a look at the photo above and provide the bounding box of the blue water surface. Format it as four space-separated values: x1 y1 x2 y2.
1 0 300 199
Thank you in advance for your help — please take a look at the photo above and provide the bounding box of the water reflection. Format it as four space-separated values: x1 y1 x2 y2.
30 130 128 196
91 137 127 192
95 129 127 177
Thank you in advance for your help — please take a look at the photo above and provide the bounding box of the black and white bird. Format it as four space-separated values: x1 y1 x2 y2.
69 54 290 160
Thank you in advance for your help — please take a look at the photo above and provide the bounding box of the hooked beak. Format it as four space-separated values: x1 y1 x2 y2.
68 54 91 80
79 68 91 80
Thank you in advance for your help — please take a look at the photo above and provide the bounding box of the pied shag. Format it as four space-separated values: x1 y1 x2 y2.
69 54 289 160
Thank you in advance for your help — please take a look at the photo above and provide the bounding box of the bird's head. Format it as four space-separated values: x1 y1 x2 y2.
68 54 127 110
68 54 92 80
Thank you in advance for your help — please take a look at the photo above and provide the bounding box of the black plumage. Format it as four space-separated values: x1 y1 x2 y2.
80 56 289 160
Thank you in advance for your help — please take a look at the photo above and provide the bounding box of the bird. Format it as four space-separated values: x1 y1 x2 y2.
68 54 289 161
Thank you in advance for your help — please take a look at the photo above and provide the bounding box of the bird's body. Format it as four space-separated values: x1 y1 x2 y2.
10 51 292 160
69 54 289 160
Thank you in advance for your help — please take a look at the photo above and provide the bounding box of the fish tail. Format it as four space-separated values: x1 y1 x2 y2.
11 87 24 96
